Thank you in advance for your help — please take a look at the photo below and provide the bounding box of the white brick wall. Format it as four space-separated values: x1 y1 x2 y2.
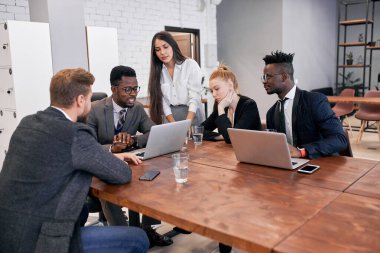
84 0 218 96
0 0 29 21
1 0 218 98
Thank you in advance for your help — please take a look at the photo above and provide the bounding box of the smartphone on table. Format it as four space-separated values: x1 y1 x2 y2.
298 164 320 174
139 170 160 181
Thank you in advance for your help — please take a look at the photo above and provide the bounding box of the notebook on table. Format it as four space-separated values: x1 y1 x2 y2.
227 128 309 170
130 119 191 160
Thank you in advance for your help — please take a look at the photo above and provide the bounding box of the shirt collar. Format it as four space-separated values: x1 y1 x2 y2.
51 106 73 122
162 62 182 71
112 98 127 113
284 85 297 100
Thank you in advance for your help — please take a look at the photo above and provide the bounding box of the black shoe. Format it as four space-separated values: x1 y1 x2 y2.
145 228 173 247
173 226 192 234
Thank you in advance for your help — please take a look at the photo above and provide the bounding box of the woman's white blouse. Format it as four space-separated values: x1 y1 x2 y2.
160 58 203 116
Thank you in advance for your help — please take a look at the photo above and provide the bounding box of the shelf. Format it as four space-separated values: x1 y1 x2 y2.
367 46 380 50
338 42 368 46
338 64 371 68
339 19 373 25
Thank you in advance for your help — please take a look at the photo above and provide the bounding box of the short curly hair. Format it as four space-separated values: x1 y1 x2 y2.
263 51 295 80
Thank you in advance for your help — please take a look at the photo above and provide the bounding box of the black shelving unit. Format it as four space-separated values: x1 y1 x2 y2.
335 0 377 96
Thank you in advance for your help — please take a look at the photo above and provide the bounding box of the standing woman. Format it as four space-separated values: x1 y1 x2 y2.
148 31 205 125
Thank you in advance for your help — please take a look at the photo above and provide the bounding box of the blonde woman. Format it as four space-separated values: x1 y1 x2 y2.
201 64 261 143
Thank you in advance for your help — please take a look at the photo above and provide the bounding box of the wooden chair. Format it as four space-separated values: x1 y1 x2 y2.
354 90 380 144
332 88 355 136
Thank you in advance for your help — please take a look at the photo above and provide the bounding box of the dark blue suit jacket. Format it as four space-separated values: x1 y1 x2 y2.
266 88 347 158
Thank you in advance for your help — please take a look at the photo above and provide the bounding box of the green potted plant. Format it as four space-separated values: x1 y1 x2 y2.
346 52 353 65
338 71 361 95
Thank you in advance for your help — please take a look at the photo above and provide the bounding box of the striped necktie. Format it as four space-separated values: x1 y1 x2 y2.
116 109 126 131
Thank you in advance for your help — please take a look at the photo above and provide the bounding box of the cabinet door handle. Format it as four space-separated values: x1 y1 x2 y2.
2 43 7 50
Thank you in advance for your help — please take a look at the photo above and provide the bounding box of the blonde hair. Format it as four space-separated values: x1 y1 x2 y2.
209 64 240 93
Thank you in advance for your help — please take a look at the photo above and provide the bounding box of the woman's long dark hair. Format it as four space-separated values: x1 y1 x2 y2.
148 31 186 124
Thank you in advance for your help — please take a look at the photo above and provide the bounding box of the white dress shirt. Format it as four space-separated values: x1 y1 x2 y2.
160 58 203 116
51 106 73 122
282 85 297 144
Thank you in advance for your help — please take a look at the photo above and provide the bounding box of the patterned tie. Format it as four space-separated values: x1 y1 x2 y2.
278 98 288 135
116 109 126 131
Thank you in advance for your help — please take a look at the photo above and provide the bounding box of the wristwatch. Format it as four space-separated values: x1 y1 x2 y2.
297 147 307 158
132 135 139 149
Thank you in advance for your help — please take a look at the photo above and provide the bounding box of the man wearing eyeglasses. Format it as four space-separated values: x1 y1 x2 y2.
87 65 173 247
262 51 347 159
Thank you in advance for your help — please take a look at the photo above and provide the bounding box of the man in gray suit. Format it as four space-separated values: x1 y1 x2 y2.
0 68 149 253
87 65 173 247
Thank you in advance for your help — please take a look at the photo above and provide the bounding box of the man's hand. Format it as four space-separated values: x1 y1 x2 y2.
111 132 134 153
114 153 142 165
288 144 302 158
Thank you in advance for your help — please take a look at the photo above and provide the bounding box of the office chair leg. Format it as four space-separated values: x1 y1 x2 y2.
356 120 366 144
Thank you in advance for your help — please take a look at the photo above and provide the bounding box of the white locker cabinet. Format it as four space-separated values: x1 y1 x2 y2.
0 20 53 169
0 23 11 66
0 146 6 168
0 67 16 109
0 109 18 148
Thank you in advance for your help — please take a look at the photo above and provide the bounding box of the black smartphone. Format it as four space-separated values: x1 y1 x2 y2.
139 170 160 181
298 164 320 174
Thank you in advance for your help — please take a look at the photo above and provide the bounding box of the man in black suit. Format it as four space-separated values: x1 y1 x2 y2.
262 51 347 158
87 65 173 247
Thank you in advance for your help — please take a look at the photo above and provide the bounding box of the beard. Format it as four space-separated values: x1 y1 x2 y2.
77 115 87 123
77 110 89 123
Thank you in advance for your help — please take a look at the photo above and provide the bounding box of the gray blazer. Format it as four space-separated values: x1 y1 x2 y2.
87 97 154 149
0 107 132 253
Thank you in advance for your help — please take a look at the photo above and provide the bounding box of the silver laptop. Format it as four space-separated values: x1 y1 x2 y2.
130 119 191 160
228 128 309 170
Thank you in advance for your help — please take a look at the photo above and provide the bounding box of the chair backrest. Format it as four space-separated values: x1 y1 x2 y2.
358 90 380 113
332 88 355 117
339 88 355 97
91 92 108 102
339 129 353 157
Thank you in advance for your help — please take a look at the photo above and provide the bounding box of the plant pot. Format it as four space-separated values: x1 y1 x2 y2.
346 59 353 65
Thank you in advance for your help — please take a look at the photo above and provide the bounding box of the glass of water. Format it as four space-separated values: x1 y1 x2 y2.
191 125 204 145
172 153 189 183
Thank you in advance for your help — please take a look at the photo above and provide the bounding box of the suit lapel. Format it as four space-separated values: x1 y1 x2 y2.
292 88 301 146
123 106 134 132
104 97 115 140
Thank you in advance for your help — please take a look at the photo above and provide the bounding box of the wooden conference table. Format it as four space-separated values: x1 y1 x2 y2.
91 141 380 253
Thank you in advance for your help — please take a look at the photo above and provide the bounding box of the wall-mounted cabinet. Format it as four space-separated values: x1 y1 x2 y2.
0 20 53 168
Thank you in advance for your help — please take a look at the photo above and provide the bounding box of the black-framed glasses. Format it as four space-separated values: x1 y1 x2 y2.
261 73 282 83
120 86 141 94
